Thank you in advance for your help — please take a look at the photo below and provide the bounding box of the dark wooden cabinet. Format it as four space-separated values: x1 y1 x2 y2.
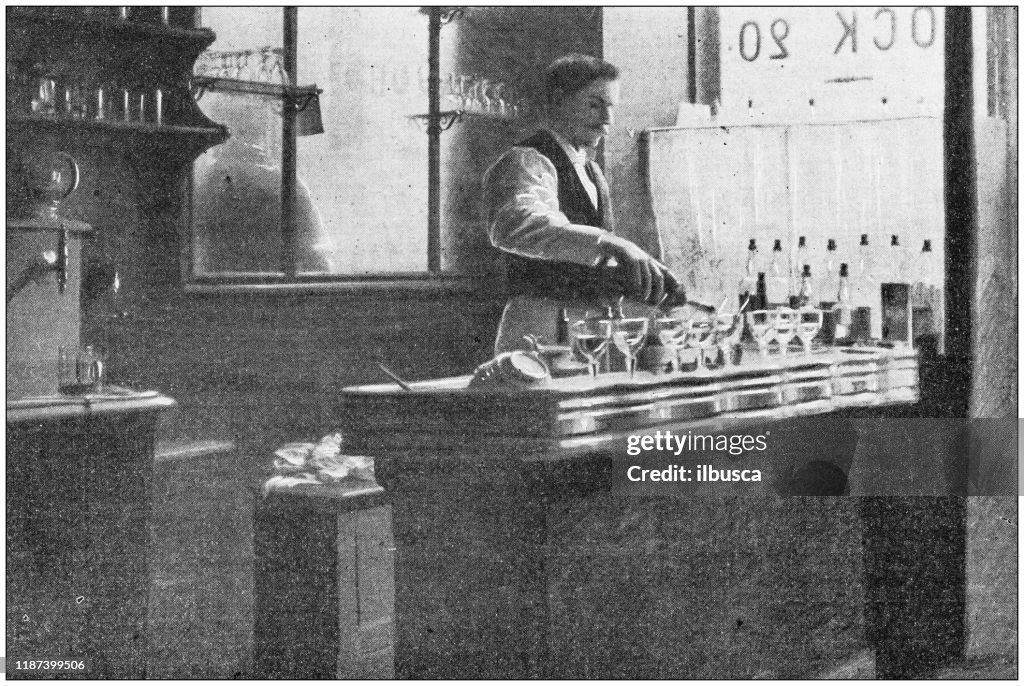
7 396 175 679
6 7 227 177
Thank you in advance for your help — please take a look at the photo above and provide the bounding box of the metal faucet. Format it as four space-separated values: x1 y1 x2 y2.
6 227 69 302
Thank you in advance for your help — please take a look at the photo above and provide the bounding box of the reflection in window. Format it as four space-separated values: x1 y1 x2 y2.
191 7 429 280
297 8 429 275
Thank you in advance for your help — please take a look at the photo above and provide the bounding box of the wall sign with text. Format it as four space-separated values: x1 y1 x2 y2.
719 7 945 122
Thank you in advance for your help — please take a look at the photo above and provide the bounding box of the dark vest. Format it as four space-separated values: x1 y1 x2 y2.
502 130 621 302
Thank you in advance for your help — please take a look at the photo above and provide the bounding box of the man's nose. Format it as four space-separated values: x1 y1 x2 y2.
600 106 613 126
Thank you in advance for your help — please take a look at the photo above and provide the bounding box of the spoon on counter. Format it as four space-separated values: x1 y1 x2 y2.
376 362 413 392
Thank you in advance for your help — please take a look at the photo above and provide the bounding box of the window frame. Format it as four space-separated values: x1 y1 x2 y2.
183 7 478 295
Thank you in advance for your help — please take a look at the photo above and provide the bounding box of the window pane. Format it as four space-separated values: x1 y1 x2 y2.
438 8 601 275
192 8 285 276
296 8 429 275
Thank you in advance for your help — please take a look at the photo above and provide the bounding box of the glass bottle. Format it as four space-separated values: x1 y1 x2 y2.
833 263 852 340
856 233 881 339
755 272 767 311
890 234 907 281
797 265 814 308
791 235 808 306
854 234 874 305
820 238 839 307
911 240 936 343
738 238 757 310
767 239 788 307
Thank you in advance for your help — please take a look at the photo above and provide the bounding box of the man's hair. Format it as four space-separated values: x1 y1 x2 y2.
544 54 619 107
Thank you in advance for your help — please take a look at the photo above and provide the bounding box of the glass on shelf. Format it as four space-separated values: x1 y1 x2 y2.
478 78 492 114
32 77 58 117
94 84 108 121
491 82 506 117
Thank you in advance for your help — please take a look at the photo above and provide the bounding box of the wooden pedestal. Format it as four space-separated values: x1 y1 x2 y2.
253 483 394 679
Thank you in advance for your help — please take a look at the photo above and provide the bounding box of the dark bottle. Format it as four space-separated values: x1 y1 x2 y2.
755 272 767 311
556 308 569 345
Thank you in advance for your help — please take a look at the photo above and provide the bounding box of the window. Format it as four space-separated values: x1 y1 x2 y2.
190 7 432 284
188 7 599 288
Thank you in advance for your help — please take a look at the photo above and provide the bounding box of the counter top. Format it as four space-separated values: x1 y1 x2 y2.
7 387 176 424
338 345 918 459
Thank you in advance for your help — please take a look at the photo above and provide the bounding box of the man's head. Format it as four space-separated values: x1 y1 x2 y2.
544 54 619 149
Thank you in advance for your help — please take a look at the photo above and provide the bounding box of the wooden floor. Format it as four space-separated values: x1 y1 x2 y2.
147 447 1016 679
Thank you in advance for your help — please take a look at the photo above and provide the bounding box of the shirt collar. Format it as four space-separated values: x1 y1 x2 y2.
546 128 590 167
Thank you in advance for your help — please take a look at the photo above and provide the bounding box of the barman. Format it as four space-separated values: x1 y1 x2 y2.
482 54 685 354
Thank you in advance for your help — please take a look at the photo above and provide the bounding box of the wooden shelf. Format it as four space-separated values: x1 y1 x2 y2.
8 116 229 161
7 217 93 236
7 8 215 54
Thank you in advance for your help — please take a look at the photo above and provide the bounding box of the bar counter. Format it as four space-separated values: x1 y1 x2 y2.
337 346 930 678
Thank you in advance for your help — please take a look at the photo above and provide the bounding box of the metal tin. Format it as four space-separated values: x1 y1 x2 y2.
469 351 550 388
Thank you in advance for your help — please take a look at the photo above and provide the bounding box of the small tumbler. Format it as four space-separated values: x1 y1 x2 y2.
58 344 106 395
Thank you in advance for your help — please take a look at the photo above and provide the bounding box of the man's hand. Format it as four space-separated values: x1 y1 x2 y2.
597 233 679 306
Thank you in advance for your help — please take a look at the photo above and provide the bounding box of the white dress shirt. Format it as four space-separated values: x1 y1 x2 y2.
482 129 608 270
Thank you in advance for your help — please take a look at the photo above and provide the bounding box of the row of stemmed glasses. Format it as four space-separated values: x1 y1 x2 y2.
656 312 742 371
571 307 825 379
570 316 649 378
748 308 823 359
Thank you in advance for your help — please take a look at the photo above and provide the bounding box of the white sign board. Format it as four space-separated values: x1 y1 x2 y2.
719 7 945 122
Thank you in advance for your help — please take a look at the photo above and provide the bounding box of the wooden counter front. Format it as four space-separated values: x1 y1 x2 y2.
336 346 927 679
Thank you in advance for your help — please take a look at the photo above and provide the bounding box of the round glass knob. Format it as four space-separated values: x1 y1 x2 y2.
24 150 79 220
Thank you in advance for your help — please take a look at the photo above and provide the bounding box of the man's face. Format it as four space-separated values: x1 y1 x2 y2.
550 78 618 149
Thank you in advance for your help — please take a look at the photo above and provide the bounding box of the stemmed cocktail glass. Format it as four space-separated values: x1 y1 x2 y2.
571 318 612 378
746 310 776 360
713 311 744 368
771 308 797 357
685 316 715 370
653 317 685 372
611 317 649 378
796 308 823 356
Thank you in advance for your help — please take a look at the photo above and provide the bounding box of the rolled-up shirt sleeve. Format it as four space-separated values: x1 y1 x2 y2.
482 147 607 267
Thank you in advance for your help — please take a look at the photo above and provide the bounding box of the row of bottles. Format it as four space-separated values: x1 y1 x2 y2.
738 236 939 302
737 234 941 344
